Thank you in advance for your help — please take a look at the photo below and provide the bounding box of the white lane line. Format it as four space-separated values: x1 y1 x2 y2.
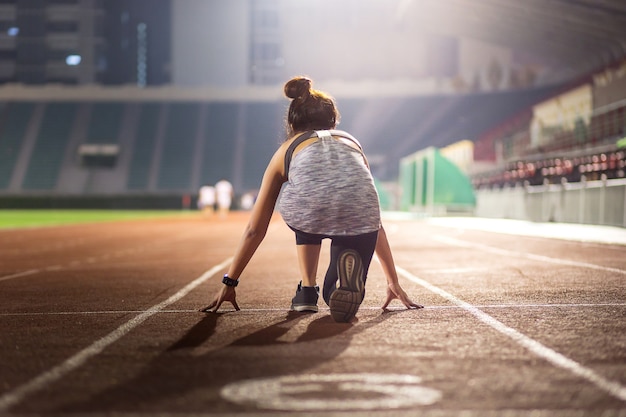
0 257 233 413
434 235 626 275
426 217 626 246
419 267 487 274
396 266 626 402
1 303 625 317
0 269 39 282
0 230 204 284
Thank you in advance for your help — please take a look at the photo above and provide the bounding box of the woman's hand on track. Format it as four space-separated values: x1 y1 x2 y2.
382 282 424 310
199 285 240 313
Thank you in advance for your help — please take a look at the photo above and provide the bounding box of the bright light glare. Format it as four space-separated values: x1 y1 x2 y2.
7 27 19 36
66 55 82 66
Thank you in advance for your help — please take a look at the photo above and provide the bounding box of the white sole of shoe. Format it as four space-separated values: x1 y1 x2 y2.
329 249 364 322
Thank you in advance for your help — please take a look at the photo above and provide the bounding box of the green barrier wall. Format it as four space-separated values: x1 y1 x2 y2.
399 147 475 213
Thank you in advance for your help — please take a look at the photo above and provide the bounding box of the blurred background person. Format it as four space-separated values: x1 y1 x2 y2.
197 183 216 218
240 190 257 211
215 178 234 217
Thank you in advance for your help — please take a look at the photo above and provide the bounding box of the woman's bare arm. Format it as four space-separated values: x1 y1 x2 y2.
201 145 287 312
376 225 424 310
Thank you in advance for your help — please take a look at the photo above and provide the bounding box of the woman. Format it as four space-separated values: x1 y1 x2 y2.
202 76 422 322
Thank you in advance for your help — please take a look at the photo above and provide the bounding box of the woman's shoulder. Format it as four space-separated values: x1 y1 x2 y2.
264 139 294 179
275 137 296 159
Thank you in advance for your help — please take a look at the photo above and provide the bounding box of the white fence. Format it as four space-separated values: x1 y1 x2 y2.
475 177 626 227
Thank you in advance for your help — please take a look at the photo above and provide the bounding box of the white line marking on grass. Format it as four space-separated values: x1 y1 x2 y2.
434 235 626 275
396 266 626 402
0 257 233 413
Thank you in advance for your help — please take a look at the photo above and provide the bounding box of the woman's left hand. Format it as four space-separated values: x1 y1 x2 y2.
199 285 240 313
382 282 424 310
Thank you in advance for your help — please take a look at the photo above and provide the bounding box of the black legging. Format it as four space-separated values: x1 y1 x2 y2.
289 226 379 306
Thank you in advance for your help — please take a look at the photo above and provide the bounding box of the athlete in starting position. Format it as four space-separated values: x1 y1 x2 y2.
201 76 423 322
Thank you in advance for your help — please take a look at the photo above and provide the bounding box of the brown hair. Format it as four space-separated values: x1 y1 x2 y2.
284 76 339 137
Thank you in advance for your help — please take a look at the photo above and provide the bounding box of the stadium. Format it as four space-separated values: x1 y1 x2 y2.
1 1 625 416
0 1 624 225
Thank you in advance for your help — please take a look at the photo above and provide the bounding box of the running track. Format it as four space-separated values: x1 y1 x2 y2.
0 212 625 416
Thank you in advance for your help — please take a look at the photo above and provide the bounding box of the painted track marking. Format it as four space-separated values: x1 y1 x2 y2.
433 235 626 275
2 220 624 410
0 230 204 283
396 266 626 402
220 373 442 410
1 303 625 317
0 269 39 282
0 257 232 413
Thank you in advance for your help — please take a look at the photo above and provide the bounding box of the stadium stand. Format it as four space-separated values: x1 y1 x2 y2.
127 103 162 190
0 102 34 189
0 92 592 205
466 61 626 226
0 58 623 214
199 102 239 187
241 102 284 191
22 102 77 190
86 102 124 144
157 102 199 191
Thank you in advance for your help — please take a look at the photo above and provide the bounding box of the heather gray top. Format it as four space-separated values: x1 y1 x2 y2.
278 132 381 236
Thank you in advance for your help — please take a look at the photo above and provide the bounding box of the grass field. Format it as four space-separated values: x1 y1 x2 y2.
0 209 197 229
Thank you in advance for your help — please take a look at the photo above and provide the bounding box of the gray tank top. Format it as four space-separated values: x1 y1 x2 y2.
278 130 381 236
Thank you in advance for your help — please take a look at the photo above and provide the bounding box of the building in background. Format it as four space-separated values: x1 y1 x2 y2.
1 0 620 92
169 0 500 91
0 0 170 86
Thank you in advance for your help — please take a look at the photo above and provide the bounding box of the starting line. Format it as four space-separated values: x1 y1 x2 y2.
0 303 625 317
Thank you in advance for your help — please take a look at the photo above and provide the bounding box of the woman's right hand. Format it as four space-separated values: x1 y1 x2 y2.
199 285 240 313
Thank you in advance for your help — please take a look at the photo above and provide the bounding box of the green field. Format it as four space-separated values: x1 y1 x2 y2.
0 210 197 229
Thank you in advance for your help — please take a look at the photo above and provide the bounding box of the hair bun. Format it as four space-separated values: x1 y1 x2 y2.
284 76 312 99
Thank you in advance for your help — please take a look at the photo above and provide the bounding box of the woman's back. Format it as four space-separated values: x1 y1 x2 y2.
278 134 380 236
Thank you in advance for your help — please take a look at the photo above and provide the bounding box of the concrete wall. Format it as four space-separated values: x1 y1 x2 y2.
475 178 626 227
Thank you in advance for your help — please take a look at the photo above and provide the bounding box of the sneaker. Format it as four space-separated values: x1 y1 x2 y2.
290 281 319 312
329 249 365 322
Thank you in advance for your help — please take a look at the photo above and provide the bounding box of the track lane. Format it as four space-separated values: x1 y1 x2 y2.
0 214 624 415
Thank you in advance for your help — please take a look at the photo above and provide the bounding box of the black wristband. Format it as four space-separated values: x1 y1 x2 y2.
222 274 239 287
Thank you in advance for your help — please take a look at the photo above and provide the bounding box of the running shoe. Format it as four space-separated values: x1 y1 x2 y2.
290 281 319 312
329 249 365 322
